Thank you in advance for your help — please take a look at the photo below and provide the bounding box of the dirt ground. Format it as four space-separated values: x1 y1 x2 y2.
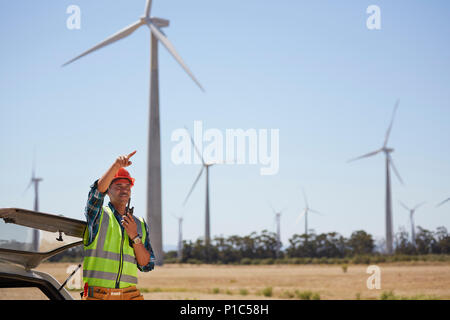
1 262 450 300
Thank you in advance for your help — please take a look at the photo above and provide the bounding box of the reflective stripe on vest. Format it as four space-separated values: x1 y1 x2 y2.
83 206 147 289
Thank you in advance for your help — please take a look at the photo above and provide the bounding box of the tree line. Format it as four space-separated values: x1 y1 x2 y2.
165 226 450 264
43 225 450 263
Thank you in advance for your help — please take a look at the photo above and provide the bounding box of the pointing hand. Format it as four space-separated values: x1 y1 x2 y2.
115 150 137 168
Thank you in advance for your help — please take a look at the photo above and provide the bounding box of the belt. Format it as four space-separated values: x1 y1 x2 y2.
83 285 144 300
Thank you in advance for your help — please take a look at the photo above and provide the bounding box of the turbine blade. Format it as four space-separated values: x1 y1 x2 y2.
347 149 382 163
413 202 426 211
184 126 205 165
309 208 323 216
388 154 404 185
183 166 205 206
302 188 309 209
268 201 276 214
148 22 204 91
210 158 237 165
295 209 306 225
398 200 410 211
22 179 33 196
145 0 153 18
383 99 400 147
437 198 450 208
62 19 145 67
32 148 36 179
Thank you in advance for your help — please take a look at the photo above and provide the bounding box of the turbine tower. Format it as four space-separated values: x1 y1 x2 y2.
399 201 426 247
182 129 221 246
295 189 322 240
62 0 204 265
171 212 183 260
25 159 43 252
348 100 403 254
269 203 284 257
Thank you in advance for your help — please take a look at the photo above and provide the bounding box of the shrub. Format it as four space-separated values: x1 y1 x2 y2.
341 264 348 273
164 258 178 264
187 258 202 265
406 294 440 300
319 257 329 264
280 290 295 299
328 258 339 265
262 287 273 297
239 289 248 296
352 255 371 265
261 258 274 265
312 293 321 300
212 288 220 294
295 290 313 300
380 290 397 300
275 258 287 265
380 290 440 300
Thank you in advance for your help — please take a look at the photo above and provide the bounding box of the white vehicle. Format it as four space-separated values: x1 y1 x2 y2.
0 208 86 300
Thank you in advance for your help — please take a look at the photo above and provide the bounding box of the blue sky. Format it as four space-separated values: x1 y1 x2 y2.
1 0 449 250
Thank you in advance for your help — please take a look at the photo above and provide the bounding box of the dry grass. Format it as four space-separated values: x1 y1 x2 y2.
1 262 449 300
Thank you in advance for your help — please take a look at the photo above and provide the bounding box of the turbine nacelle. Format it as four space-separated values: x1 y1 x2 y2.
141 16 170 28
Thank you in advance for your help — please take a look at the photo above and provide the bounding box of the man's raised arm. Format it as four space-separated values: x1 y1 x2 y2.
98 150 136 193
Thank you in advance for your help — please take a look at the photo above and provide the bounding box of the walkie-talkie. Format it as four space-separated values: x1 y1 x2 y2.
126 197 134 216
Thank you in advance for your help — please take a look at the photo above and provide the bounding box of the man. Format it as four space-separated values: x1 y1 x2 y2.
82 150 155 300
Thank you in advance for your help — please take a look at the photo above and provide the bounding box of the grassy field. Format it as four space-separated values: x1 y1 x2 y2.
2 262 450 300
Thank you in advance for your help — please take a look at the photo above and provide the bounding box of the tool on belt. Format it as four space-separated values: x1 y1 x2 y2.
82 285 143 300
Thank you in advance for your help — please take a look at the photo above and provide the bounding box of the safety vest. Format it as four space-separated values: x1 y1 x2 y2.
83 206 147 289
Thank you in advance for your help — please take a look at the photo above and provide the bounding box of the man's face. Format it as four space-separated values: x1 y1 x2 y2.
108 180 132 207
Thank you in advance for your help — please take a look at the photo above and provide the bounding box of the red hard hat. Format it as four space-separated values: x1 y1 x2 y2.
111 167 135 187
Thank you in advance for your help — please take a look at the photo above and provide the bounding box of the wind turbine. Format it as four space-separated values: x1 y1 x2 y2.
437 197 450 208
399 201 426 247
295 189 322 240
348 100 403 254
62 0 204 265
182 128 228 247
269 204 285 257
24 157 43 252
171 212 184 260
